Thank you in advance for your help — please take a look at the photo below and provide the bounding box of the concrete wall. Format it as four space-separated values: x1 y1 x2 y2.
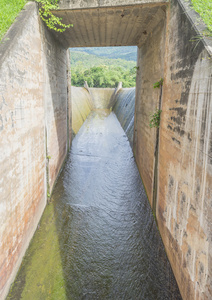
71 86 93 136
134 10 166 205
0 3 70 298
134 0 212 299
89 88 115 109
71 85 135 146
113 88 135 148
71 86 115 136
43 27 70 192
158 1 212 299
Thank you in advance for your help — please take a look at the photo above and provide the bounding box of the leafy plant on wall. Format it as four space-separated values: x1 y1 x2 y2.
35 0 73 32
153 78 163 89
149 79 163 128
149 109 162 128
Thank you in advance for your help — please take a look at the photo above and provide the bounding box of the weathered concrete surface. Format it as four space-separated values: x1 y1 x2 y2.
0 3 70 299
71 86 93 136
59 0 168 9
42 26 69 193
51 4 167 48
134 0 212 299
134 10 166 205
157 1 212 299
71 85 134 140
89 88 115 109
113 88 135 148
1 0 212 299
71 86 116 136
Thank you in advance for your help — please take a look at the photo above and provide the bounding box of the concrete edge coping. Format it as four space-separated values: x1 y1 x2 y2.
178 0 212 56
0 2 37 68
56 1 169 12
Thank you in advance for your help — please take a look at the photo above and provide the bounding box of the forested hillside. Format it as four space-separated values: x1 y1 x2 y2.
70 46 137 61
70 47 137 88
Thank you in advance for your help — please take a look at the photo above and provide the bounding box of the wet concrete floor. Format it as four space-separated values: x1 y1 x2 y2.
7 110 182 300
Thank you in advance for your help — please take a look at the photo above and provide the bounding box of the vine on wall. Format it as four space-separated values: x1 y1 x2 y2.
35 0 73 32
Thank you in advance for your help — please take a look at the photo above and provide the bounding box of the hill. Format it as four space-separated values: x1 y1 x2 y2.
70 46 137 61
70 51 136 69
69 47 137 88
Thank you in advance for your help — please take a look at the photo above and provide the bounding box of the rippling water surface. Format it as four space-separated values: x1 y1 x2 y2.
8 111 182 300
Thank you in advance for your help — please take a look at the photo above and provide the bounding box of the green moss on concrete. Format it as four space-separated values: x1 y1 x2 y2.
0 0 27 41
7 200 67 300
191 0 212 35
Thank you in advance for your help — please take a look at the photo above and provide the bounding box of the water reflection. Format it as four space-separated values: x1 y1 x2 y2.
8 111 182 300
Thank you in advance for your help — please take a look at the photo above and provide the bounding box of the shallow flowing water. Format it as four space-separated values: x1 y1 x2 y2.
8 110 182 300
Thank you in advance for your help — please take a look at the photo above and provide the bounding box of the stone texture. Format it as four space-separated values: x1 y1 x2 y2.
0 3 70 299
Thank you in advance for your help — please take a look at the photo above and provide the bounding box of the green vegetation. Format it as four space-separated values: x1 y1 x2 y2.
36 0 72 32
191 0 212 36
149 109 162 129
153 78 163 89
0 0 26 41
70 50 137 88
7 200 67 300
71 46 137 61
0 0 71 42
71 51 136 69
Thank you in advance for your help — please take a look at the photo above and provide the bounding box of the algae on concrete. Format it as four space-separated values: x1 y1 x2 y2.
7 200 67 300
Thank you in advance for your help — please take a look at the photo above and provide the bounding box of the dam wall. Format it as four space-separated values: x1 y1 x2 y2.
134 0 212 299
89 88 115 109
0 0 212 299
71 86 115 136
0 3 70 298
113 88 135 148
71 86 93 136
71 86 135 146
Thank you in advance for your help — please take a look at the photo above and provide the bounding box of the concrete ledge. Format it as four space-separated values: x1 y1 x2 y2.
58 0 168 10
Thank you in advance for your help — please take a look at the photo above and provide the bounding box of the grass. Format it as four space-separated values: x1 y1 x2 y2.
191 0 212 36
0 0 26 41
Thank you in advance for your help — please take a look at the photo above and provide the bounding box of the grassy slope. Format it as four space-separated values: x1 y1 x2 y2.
0 0 26 41
191 0 212 34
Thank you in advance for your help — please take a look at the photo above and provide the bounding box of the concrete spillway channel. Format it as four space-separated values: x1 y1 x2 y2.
7 87 182 299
